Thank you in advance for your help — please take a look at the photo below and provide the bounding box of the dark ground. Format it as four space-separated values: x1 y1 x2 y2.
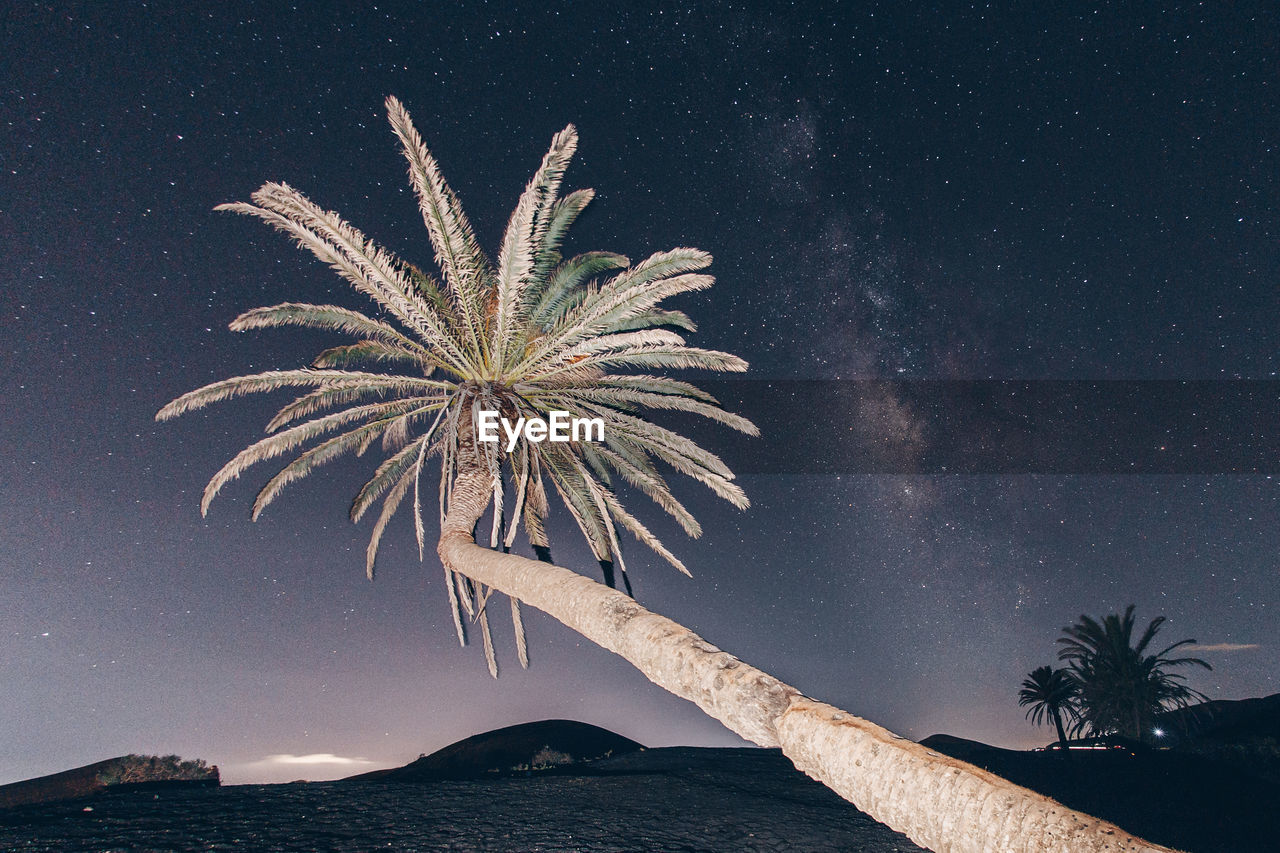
922 734 1280 853
0 747 925 852
5 738 1275 851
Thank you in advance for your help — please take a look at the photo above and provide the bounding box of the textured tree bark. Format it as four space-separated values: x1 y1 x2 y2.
438 464 1177 853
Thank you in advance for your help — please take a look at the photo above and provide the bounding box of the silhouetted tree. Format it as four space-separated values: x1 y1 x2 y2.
1018 665 1078 748
1058 605 1210 743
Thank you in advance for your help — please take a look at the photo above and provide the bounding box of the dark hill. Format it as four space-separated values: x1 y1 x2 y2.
346 719 643 781
916 733 1024 762
0 755 218 809
1156 691 1280 743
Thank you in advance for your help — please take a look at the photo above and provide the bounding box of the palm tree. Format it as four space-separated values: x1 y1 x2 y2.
1018 665 1078 749
1058 605 1211 744
158 97 1172 853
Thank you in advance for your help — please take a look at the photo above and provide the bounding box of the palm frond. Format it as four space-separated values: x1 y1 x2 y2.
201 396 441 516
249 183 474 371
561 386 757 435
604 308 697 334
529 188 596 285
311 341 426 369
351 437 428 523
528 251 630 329
251 405 438 520
156 369 447 421
558 344 748 374
365 465 416 580
494 124 579 367
265 381 451 432
230 303 426 352
385 96 491 354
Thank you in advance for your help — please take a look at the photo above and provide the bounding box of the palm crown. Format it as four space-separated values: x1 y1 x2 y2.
1057 605 1210 741
157 97 756 673
1017 664 1078 746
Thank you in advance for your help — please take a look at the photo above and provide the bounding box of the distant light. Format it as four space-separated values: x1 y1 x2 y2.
258 754 373 766
1153 727 1165 738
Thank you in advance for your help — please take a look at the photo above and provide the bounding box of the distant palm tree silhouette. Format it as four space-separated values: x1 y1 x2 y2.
1058 605 1210 744
1018 665 1078 749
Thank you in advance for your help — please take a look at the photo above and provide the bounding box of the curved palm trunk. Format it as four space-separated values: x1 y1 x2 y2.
439 464 1174 853
1051 707 1069 750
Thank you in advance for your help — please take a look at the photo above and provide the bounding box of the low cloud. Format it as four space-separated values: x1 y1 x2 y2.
251 754 374 767
1183 643 1260 653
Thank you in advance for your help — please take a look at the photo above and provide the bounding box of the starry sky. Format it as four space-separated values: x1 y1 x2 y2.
2 2 1276 785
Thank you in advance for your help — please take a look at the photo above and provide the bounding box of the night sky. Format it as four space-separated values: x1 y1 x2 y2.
3 2 1276 785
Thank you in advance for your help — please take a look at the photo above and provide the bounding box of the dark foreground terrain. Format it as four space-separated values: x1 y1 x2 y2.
8 697 1276 853
922 734 1280 853
0 748 925 852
